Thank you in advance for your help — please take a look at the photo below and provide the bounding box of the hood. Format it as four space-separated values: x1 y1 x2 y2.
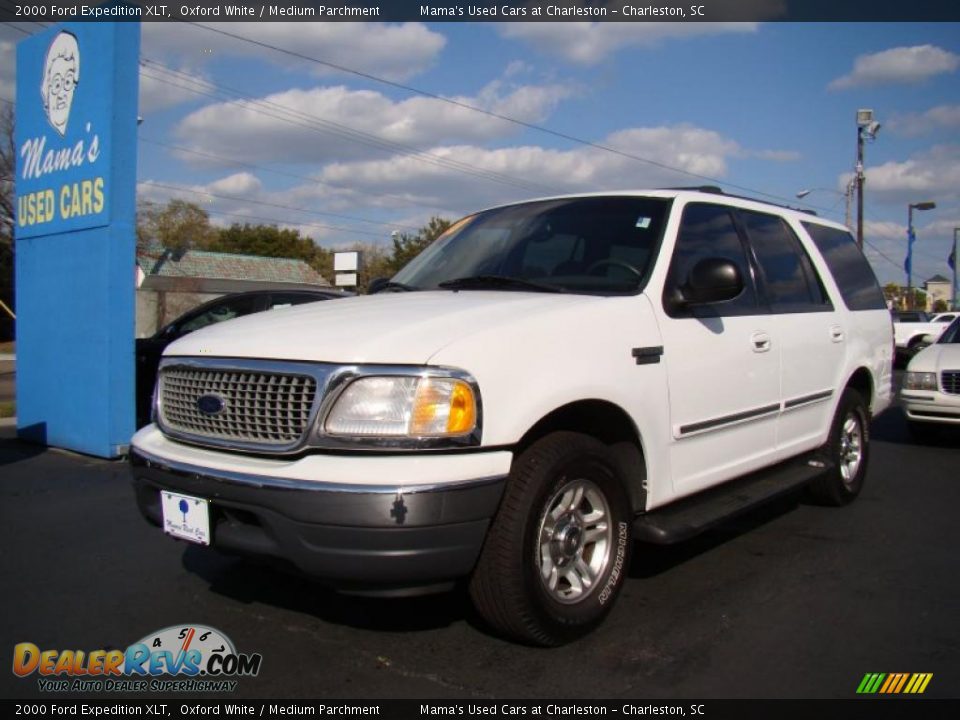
909 342 960 374
164 290 600 365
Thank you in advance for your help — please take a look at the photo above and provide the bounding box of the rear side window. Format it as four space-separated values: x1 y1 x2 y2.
801 222 886 311
739 210 831 313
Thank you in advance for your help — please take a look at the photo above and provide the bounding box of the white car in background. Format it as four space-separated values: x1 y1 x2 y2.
902 316 960 439
893 312 955 364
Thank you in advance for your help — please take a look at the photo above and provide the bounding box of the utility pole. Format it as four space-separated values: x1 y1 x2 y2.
856 125 864 249
855 109 881 250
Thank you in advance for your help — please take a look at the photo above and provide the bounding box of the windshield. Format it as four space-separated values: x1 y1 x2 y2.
938 317 960 344
393 196 672 295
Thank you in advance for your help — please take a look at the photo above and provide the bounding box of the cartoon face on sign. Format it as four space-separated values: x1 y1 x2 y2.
40 31 80 137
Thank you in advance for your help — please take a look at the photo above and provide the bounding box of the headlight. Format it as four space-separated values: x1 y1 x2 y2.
903 372 938 391
324 375 478 438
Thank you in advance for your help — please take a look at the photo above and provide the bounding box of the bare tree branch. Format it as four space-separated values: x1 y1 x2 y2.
0 104 13 247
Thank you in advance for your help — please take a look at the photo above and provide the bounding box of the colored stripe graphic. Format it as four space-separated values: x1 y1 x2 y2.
857 673 932 694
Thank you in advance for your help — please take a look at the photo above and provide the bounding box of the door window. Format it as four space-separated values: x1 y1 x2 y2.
664 203 759 317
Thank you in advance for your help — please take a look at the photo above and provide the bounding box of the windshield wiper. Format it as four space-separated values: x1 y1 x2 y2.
369 280 419 294
438 275 565 293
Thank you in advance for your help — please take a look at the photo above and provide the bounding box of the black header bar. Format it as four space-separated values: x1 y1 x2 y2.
3 699 960 720
0 0 958 23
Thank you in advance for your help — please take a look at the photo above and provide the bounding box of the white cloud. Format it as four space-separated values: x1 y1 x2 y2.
142 22 446 82
829 45 960 91
205 172 263 196
864 145 960 204
888 105 960 137
299 124 747 214
498 22 759 65
172 79 575 166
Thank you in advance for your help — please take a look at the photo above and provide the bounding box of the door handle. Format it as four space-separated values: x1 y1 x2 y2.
751 332 771 353
830 325 845 343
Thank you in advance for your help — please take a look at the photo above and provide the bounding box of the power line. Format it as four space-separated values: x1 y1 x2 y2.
188 22 797 205
140 59 563 196
140 180 390 239
1 21 32 36
138 136 461 218
186 205 392 248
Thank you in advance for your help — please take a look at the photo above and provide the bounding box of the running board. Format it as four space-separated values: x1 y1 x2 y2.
632 456 831 544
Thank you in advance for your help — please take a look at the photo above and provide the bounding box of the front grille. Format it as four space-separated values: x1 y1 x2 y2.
942 371 960 395
159 367 318 447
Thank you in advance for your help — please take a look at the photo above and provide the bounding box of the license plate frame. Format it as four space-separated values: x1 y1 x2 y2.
160 491 211 546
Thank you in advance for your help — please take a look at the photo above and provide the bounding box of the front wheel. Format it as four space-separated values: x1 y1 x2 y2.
469 432 633 646
807 388 870 506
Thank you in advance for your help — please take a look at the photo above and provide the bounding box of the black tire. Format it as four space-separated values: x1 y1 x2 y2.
807 388 870 506
469 432 632 646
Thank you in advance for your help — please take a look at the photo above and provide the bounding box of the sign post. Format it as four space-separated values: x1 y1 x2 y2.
14 22 140 458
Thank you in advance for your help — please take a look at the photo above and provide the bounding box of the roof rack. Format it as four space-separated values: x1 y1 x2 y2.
665 185 724 194
663 186 818 216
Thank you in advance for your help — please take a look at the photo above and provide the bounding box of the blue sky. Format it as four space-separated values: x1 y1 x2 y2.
2 20 959 286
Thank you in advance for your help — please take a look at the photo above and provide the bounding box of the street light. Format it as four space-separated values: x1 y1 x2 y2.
796 181 856 228
906 201 936 310
855 109 881 249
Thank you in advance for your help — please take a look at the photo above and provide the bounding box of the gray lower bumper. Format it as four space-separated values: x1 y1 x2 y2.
130 448 506 593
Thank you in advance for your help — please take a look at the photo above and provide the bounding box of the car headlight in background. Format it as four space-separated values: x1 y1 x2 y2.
324 375 478 438
903 372 938 391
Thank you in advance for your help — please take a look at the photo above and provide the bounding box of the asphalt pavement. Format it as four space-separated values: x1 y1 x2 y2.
1 401 958 700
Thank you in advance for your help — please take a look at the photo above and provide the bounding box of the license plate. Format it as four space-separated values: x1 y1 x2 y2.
160 491 211 546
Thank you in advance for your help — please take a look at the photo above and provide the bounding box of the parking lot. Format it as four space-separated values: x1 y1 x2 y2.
1 392 958 700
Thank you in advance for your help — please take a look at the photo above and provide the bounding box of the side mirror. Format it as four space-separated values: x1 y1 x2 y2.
680 258 744 306
367 277 390 295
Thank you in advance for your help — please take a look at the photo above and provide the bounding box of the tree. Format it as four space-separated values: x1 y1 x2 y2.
209 223 333 281
386 216 452 275
0 103 13 249
882 282 902 309
0 105 14 340
137 198 217 254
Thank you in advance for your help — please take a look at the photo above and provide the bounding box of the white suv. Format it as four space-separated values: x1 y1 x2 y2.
130 188 893 645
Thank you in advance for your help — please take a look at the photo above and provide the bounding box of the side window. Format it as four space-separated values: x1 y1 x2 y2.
801 222 887 311
664 203 759 317
738 210 831 313
177 295 259 336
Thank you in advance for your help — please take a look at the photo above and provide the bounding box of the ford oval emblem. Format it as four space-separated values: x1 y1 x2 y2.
196 394 225 416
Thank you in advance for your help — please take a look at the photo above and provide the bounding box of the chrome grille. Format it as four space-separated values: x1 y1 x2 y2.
159 367 317 447
942 371 960 395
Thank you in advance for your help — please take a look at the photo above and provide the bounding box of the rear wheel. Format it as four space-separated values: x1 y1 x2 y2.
469 432 632 646
808 388 870 506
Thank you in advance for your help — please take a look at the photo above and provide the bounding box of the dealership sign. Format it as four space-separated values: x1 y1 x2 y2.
15 28 114 238
15 21 139 458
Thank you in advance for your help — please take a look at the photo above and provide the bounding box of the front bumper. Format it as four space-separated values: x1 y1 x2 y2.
901 390 960 425
130 427 511 593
